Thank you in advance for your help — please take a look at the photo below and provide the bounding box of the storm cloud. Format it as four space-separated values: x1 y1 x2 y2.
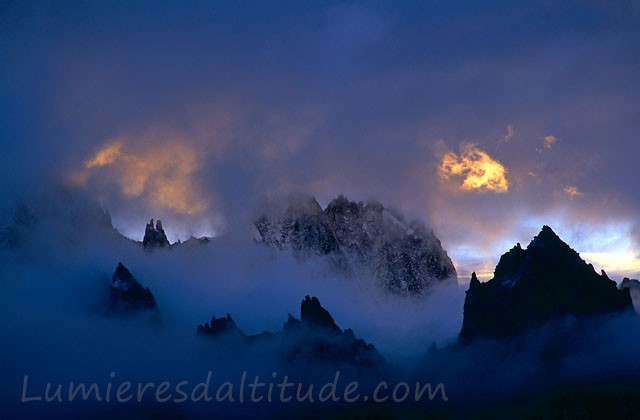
2 0 640 279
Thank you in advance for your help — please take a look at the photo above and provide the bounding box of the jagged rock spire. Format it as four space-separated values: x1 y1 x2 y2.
301 295 341 332
142 218 170 249
195 296 383 369
196 313 246 340
109 262 158 315
469 272 480 289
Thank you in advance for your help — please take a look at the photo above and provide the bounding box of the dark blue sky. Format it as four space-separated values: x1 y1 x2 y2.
2 0 640 279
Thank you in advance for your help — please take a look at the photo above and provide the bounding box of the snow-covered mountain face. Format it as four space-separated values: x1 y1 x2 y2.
254 195 457 296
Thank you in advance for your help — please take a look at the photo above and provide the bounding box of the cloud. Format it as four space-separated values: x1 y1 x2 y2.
0 190 466 413
563 185 584 198
84 142 123 168
76 137 208 217
543 135 559 150
582 251 640 278
2 3 640 412
1 0 639 280
499 124 516 144
439 143 510 193
2 189 640 417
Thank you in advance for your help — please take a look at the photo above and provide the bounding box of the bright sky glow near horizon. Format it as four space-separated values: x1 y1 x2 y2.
2 1 640 282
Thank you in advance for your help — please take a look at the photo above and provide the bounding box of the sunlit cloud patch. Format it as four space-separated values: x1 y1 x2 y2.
563 185 584 198
543 135 559 150
439 143 509 193
76 138 207 216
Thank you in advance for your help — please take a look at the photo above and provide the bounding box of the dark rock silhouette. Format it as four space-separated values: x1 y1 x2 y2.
255 194 456 295
300 295 341 332
283 313 302 332
460 226 633 341
197 295 384 369
109 262 158 315
196 313 247 341
142 219 170 249
139 219 215 251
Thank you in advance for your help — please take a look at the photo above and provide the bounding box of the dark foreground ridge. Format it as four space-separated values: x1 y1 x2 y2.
197 295 384 369
460 225 633 341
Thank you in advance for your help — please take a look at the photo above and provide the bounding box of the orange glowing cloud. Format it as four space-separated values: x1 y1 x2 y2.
80 138 207 215
543 135 559 149
563 185 584 198
84 142 123 168
439 143 509 193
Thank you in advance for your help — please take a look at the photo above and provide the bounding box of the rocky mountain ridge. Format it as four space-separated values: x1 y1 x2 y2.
254 194 457 296
196 295 384 369
109 262 159 317
460 225 633 341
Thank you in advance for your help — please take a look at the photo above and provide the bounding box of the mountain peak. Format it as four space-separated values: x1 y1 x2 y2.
195 295 383 368
469 272 480 289
142 218 170 249
196 313 246 340
109 262 158 315
254 194 456 296
301 295 341 332
113 262 134 283
541 224 556 235
460 228 633 341
527 225 565 250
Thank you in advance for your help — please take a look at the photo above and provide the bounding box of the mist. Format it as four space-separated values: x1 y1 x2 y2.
2 1 640 417
0 186 466 416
